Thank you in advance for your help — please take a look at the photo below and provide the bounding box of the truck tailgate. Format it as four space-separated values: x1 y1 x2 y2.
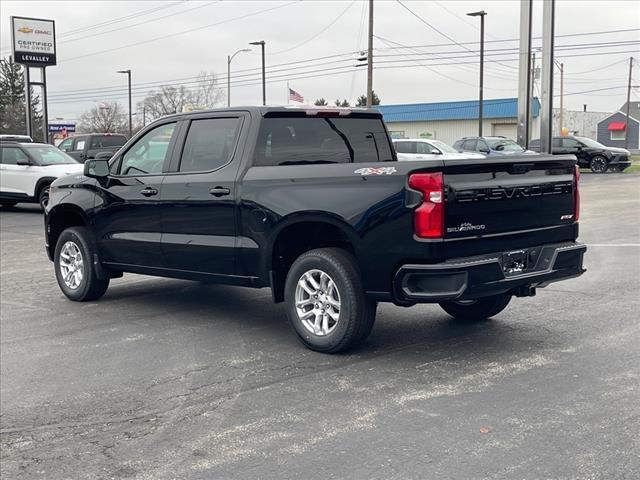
442 155 578 240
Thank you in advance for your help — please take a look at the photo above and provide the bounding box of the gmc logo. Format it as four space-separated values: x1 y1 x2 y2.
455 181 572 203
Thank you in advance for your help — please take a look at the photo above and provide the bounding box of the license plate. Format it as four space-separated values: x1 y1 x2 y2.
502 250 528 274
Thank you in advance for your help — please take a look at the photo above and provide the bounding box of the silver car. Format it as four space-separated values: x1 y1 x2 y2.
393 138 486 161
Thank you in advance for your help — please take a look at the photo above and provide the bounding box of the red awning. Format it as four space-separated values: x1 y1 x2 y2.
608 122 626 131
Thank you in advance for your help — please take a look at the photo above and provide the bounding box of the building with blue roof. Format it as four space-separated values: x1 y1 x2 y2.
376 97 541 146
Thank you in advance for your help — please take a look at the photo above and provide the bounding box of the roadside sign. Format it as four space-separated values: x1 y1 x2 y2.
11 16 56 66
48 123 76 133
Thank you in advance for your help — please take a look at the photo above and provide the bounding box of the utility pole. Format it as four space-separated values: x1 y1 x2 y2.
467 10 487 136
366 0 374 107
559 62 564 134
516 0 532 148
530 52 536 140
540 0 555 153
625 56 633 150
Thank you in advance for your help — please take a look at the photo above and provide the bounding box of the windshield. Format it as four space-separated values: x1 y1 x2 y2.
574 136 604 148
487 138 524 152
430 140 457 153
23 145 79 165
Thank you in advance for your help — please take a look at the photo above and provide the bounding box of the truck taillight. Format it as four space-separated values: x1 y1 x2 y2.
574 165 580 221
408 172 444 238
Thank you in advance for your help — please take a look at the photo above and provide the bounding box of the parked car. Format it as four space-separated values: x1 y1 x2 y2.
393 138 485 160
0 134 33 143
453 136 537 156
529 136 631 173
45 106 585 353
57 133 127 162
0 142 83 208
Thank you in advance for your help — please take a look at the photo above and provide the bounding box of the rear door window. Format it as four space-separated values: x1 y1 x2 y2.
462 139 477 151
254 116 393 166
394 142 415 154
179 118 241 173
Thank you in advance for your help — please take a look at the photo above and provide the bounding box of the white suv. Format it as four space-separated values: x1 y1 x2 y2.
0 142 84 209
393 138 486 161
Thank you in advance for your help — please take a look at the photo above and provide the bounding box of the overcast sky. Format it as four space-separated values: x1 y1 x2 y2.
1 0 638 123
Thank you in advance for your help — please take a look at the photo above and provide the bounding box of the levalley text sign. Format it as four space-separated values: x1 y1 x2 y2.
11 16 56 66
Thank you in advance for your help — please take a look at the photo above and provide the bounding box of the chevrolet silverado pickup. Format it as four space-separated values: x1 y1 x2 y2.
44 106 586 353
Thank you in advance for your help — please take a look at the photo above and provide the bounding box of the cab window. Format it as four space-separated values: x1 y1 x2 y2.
179 118 241 173
119 123 177 176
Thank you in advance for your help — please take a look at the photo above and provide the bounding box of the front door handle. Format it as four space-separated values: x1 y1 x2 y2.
140 187 158 197
209 187 230 197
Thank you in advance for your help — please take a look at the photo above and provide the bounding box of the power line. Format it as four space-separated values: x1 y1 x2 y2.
270 1 356 55
58 1 301 64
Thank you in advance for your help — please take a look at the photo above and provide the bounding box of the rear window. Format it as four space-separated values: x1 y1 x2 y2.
90 135 127 149
254 116 394 166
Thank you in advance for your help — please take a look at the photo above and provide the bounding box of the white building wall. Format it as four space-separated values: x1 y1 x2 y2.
385 117 541 146
552 108 610 139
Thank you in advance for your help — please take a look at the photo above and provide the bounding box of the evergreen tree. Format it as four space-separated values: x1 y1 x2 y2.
0 58 43 141
356 91 381 107
334 99 350 107
314 98 328 106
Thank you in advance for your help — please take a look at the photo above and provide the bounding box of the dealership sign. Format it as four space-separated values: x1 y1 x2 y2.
48 123 76 133
11 16 56 66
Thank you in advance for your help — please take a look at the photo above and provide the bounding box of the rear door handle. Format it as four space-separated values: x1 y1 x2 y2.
140 187 158 197
209 187 230 197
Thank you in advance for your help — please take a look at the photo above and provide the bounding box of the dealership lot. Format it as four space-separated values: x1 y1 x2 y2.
1 174 639 479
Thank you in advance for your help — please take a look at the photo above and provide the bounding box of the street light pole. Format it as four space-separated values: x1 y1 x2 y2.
117 69 132 137
227 49 251 107
250 40 266 105
467 10 486 137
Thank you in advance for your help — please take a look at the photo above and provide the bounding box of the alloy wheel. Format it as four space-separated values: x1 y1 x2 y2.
294 269 341 336
59 241 84 289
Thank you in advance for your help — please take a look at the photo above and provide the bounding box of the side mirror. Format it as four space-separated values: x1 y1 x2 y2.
84 158 109 178
480 148 490 154
16 158 31 166
432 149 442 155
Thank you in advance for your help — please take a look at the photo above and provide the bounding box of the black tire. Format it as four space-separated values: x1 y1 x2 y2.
38 185 50 209
0 201 18 207
54 226 109 301
284 248 376 353
439 294 512 322
589 155 608 174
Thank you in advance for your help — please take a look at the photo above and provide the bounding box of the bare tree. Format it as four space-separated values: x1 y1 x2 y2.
190 71 224 109
138 71 223 124
77 102 128 133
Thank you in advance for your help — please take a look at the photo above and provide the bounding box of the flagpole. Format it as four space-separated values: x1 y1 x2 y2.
287 81 290 105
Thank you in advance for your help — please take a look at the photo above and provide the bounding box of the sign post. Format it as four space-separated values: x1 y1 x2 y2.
10 16 56 143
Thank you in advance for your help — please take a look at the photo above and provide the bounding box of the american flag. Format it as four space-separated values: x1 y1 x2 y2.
289 87 304 103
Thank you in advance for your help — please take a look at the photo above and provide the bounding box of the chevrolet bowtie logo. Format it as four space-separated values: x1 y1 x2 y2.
18 26 33 34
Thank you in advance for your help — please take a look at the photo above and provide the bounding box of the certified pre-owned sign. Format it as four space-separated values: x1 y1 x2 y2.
11 16 56 66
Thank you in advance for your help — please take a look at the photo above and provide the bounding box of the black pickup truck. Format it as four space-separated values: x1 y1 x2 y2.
44 106 586 353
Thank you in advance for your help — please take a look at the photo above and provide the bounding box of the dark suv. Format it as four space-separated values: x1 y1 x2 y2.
529 136 631 173
453 136 537 157
58 133 127 162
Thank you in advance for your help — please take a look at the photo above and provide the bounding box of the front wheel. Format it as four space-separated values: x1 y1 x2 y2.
590 155 608 173
38 186 50 209
284 248 376 353
54 227 109 301
439 294 512 322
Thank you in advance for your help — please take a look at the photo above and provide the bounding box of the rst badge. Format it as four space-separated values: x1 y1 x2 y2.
354 167 397 176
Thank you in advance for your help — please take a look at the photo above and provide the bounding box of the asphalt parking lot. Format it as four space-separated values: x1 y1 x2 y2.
1 173 639 479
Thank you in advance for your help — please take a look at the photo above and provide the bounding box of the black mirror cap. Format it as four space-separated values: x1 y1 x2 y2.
84 159 109 178
16 158 31 166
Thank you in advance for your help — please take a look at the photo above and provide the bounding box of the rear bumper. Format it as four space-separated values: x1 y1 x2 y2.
393 241 586 303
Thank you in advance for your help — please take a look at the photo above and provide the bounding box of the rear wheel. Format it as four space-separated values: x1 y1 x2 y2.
54 227 109 301
439 294 512 322
284 248 376 353
590 155 608 173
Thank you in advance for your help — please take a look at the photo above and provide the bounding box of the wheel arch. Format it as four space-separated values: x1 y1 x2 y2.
266 213 361 303
47 204 91 259
34 176 57 199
